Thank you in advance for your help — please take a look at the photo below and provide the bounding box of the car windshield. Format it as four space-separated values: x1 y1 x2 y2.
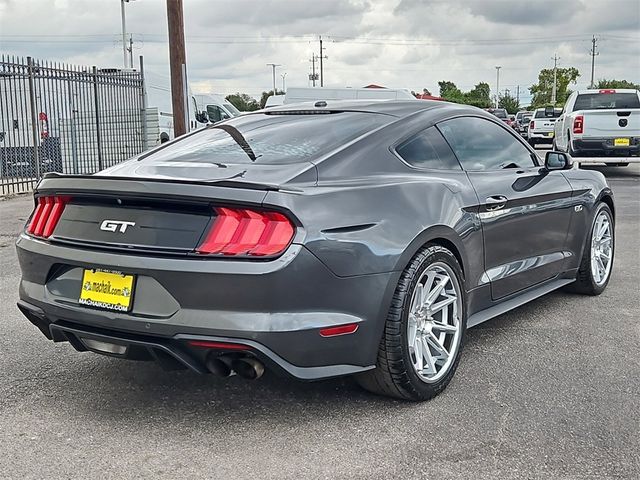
143 112 391 165
224 102 241 116
574 93 640 110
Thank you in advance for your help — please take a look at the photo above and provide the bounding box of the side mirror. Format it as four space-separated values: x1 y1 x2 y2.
195 112 208 123
545 151 573 171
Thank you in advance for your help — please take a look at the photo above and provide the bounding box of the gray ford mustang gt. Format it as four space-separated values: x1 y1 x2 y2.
16 100 615 400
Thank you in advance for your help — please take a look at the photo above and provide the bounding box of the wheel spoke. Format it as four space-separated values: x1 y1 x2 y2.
427 333 450 360
426 276 449 304
421 271 437 304
430 295 456 314
421 336 437 375
411 284 423 313
414 336 423 371
408 315 418 347
432 321 457 332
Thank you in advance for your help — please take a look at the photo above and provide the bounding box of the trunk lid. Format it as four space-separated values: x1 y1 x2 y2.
34 175 272 255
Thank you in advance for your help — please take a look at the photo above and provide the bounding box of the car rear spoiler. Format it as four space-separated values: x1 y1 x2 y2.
34 173 295 205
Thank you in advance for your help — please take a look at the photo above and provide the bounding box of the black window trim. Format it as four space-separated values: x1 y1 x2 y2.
435 113 541 172
389 125 464 172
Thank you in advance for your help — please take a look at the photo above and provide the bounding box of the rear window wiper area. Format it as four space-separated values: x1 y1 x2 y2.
208 124 259 162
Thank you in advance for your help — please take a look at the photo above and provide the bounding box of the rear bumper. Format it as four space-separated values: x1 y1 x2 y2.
17 301 373 380
16 234 398 379
571 137 640 157
528 131 554 143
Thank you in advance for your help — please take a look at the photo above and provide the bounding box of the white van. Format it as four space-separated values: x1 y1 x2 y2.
283 87 416 104
145 72 240 145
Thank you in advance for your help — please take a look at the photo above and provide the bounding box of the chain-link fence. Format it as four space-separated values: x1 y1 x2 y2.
0 55 150 195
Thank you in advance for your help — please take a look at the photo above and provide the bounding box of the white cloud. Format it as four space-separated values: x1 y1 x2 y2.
0 0 638 102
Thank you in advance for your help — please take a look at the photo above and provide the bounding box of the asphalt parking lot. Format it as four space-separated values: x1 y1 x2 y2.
1 160 638 479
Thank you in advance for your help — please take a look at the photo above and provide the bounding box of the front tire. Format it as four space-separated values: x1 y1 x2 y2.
566 202 614 295
356 245 466 401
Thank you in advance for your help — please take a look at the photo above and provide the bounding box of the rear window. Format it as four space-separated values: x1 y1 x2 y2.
574 93 640 110
534 110 561 118
491 109 508 119
145 112 391 165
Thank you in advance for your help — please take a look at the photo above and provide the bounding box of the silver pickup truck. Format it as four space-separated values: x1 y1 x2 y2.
553 89 640 166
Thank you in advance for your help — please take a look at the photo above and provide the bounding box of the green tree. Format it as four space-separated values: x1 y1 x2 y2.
596 78 640 90
437 81 492 108
529 67 580 108
226 93 260 111
259 89 284 109
438 81 464 102
465 82 492 108
498 92 520 114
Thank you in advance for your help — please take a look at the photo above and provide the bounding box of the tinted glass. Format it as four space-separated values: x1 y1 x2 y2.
491 109 508 119
395 127 461 170
145 112 391 165
574 93 640 110
534 109 561 118
437 116 536 171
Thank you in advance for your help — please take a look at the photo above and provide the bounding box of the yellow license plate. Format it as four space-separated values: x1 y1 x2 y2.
614 138 630 146
547 132 554 137
79 269 135 312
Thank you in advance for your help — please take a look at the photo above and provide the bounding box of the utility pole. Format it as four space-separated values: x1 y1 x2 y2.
319 36 328 87
309 54 318 87
266 63 281 94
128 35 134 69
495 66 501 108
516 85 520 104
166 0 187 137
120 0 130 68
551 53 560 105
590 35 599 88
281 73 287 92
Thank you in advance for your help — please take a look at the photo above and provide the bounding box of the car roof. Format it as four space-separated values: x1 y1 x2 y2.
576 89 639 94
258 99 466 118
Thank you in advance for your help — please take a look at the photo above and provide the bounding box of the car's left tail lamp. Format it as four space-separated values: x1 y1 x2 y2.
26 196 70 238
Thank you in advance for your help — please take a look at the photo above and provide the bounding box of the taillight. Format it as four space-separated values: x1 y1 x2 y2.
196 207 295 257
573 115 584 134
26 196 70 238
599 89 616 94
530 121 535 129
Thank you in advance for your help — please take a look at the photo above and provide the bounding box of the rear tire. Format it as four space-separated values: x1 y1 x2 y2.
528 138 536 147
565 203 614 295
356 245 466 401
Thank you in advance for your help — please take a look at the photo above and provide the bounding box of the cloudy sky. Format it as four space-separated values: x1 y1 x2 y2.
1 0 638 104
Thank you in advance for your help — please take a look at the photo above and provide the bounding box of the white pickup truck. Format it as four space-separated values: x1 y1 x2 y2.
553 89 640 165
527 107 561 146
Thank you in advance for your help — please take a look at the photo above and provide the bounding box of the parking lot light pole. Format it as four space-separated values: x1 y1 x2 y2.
267 63 281 94
495 66 501 108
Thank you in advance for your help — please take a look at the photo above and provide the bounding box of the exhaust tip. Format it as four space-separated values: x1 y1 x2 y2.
232 357 265 380
205 354 232 377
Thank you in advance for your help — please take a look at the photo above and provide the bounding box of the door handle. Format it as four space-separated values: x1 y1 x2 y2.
485 195 508 211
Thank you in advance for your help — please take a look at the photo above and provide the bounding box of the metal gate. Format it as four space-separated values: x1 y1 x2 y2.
0 55 148 195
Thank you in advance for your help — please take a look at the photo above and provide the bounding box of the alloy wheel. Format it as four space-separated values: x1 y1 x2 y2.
590 210 613 286
407 262 462 383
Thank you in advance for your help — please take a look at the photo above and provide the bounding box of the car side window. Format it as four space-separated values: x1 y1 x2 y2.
395 126 461 170
437 116 536 171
